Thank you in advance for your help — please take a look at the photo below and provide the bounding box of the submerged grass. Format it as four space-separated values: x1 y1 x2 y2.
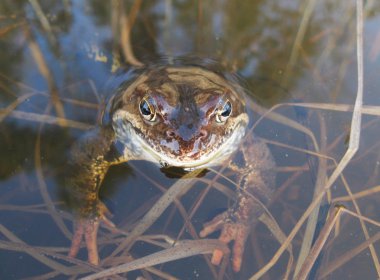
0 0 379 279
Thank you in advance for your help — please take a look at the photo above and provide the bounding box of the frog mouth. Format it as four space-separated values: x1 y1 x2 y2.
137 120 247 168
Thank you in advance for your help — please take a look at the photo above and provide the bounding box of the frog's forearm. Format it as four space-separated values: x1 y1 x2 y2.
231 137 275 224
66 126 118 217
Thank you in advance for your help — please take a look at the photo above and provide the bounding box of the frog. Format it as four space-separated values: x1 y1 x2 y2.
65 62 276 273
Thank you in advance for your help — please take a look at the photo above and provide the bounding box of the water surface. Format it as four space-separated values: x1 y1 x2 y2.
0 1 379 279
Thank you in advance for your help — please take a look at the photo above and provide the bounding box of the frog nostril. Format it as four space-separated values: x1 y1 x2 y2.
166 130 176 139
199 129 208 139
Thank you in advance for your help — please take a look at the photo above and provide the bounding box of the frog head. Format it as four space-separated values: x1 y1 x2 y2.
109 65 249 169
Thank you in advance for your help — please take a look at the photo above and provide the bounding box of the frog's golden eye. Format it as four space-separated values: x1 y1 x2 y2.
139 98 156 122
216 100 232 123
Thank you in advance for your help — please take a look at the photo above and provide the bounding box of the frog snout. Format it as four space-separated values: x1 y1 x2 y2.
166 127 208 142
166 130 176 138
198 129 208 139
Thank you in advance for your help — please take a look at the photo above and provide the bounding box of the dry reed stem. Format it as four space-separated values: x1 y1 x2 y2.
0 92 37 123
250 0 365 278
264 139 334 162
0 225 74 275
282 0 317 87
248 101 320 154
106 249 179 280
321 232 380 277
333 185 380 202
338 166 380 275
109 169 204 258
24 26 66 123
119 0 144 67
259 213 294 280
1 109 92 130
0 21 25 37
294 113 328 275
82 239 229 280
348 1 380 275
295 206 344 280
290 103 380 116
296 201 380 279
0 239 104 275
0 72 43 94
105 165 221 278
131 166 203 244
28 0 57 47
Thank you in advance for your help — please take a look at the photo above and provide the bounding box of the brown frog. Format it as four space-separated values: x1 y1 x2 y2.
66 63 275 272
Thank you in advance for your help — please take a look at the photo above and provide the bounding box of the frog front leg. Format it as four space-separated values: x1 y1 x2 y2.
200 136 276 272
65 126 125 265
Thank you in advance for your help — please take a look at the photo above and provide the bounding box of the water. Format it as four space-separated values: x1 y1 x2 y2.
0 1 379 279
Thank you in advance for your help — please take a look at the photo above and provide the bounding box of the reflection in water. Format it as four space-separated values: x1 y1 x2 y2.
0 0 380 279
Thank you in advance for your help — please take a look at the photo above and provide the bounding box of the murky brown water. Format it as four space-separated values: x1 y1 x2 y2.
0 1 380 279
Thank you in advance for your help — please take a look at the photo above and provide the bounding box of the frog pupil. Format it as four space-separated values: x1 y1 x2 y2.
221 101 231 117
140 100 151 116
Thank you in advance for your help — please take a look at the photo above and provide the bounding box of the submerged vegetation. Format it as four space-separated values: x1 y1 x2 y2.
0 0 379 279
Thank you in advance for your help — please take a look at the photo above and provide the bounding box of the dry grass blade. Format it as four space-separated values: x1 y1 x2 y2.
290 103 380 116
1 109 92 130
81 239 229 280
282 0 318 86
23 25 66 122
332 185 380 202
321 232 380 278
298 207 380 279
28 0 57 47
0 239 96 275
110 169 204 258
347 0 380 275
259 213 294 280
0 92 38 123
248 101 320 153
295 206 343 280
0 224 73 275
264 139 333 161
0 72 44 93
0 203 56 214
340 208 380 228
119 0 144 67
250 0 365 278
0 21 25 37
294 114 328 276
339 169 380 276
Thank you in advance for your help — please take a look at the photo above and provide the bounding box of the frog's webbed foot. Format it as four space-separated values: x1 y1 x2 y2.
68 204 115 265
199 211 250 272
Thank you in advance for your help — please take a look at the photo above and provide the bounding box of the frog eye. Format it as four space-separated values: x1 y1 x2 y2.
216 100 232 123
139 98 156 122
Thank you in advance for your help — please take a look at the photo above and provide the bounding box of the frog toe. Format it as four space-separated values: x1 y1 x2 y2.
215 222 249 272
200 213 250 272
199 212 228 237
68 219 85 259
83 219 100 265
231 223 249 272
68 218 100 265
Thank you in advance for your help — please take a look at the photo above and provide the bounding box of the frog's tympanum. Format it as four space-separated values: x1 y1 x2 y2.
66 63 275 272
